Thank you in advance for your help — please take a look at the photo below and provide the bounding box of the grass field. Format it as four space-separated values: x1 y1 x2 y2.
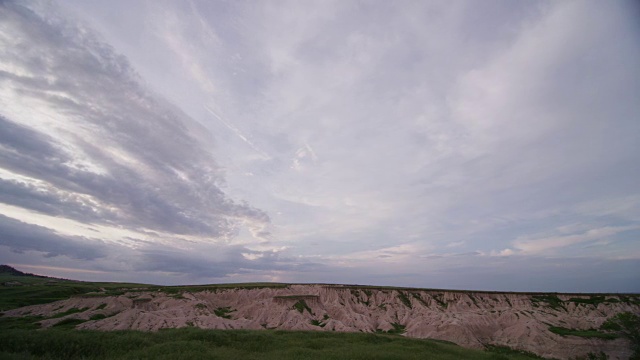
0 327 546 360
0 273 150 311
548 326 619 340
0 273 288 312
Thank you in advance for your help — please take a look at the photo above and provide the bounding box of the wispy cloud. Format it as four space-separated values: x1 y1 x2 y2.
1 0 639 290
0 1 278 280
511 226 639 255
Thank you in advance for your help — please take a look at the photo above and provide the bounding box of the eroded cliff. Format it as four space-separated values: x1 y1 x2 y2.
4 285 639 360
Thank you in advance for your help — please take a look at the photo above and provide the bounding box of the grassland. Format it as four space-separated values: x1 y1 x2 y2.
0 326 547 360
0 273 149 311
0 272 288 312
548 326 619 340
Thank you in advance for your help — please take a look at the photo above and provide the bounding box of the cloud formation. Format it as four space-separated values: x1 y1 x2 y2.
0 1 270 235
0 1 277 281
0 214 106 260
1 0 639 290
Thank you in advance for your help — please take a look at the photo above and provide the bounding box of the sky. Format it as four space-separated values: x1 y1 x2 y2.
0 0 639 292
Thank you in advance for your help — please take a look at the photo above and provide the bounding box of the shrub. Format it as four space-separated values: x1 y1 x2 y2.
292 300 312 314
213 307 234 319
600 312 640 358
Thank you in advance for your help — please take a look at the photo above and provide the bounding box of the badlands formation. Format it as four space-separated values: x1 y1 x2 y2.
5 284 639 359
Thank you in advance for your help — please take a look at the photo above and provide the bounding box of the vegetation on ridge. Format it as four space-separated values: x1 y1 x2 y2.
397 291 412 308
213 307 235 319
601 312 640 358
546 312 640 358
292 299 312 314
548 326 618 340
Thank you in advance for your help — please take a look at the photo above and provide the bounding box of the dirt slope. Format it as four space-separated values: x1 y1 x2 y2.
4 285 638 359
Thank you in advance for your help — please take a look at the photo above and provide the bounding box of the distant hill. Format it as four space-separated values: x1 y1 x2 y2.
0 264 50 279
0 265 29 276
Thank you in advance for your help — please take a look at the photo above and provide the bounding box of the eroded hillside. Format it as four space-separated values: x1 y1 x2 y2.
4 285 639 360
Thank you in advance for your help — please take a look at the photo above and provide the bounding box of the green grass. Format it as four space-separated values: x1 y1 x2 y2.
397 291 412 308
468 294 479 308
531 295 565 311
350 290 370 306
432 293 448 308
292 300 312 314
375 322 406 335
388 322 406 335
567 296 615 306
619 295 640 305
51 307 89 318
484 345 547 359
273 295 318 299
0 327 548 359
52 318 87 329
0 274 150 311
0 315 44 330
158 283 289 295
213 307 234 319
411 292 429 307
90 314 108 321
548 326 618 339
600 312 640 358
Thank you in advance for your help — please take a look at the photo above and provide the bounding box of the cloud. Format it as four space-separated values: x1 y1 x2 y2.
512 226 639 255
10 264 109 275
0 1 269 242
132 241 327 280
0 214 107 260
1 0 638 291
0 205 319 283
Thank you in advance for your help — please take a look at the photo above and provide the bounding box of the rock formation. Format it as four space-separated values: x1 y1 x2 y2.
4 285 639 359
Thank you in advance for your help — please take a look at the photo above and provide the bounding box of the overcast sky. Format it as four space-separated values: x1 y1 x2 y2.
0 0 639 292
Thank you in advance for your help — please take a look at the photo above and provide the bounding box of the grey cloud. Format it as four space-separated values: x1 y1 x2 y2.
320 253 640 293
0 214 106 260
134 242 325 279
0 115 74 186
0 1 269 238
0 179 106 221
135 247 246 278
0 115 60 160
0 111 225 236
432 256 640 293
1 0 637 291
453 251 482 257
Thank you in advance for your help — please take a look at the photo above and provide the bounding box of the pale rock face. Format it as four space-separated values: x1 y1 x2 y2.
4 285 639 360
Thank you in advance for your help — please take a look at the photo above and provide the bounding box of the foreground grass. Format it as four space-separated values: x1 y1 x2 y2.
0 327 545 360
548 326 618 340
